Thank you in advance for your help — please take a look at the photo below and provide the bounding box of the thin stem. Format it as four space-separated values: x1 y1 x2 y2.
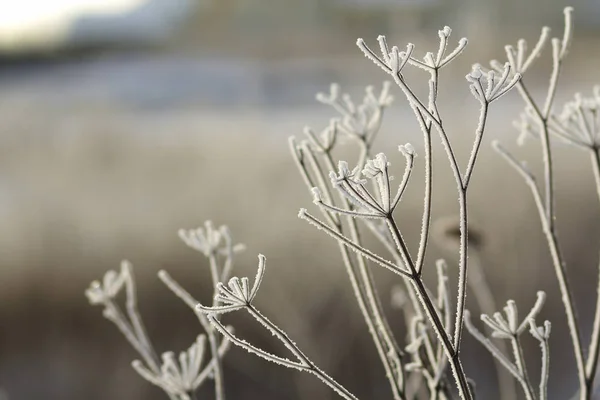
515 80 555 226
494 142 587 399
586 148 600 395
194 337 232 388
123 267 160 370
300 209 411 278
292 143 406 399
415 125 433 275
301 142 341 226
208 254 226 400
453 189 468 352
386 217 473 400
158 270 212 333
464 312 527 390
208 315 303 370
392 73 463 189
158 269 226 400
308 365 361 400
247 306 309 365
105 301 160 373
412 276 472 400
585 253 600 393
246 306 359 400
539 334 550 400
454 99 491 354
511 336 536 400
590 147 600 207
463 102 489 188
541 39 562 118
539 121 554 229
206 333 225 400
414 90 434 276
344 218 407 397
468 251 518 400
370 220 441 390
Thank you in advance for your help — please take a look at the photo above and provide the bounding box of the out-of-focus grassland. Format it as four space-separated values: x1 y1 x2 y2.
1 44 600 398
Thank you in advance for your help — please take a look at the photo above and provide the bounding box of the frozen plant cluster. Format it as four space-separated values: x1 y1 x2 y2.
87 6 600 400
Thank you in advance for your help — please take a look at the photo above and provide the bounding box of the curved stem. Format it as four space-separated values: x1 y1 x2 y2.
585 147 600 395
495 143 587 399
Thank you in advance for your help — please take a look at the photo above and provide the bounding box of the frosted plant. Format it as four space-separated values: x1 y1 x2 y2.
86 261 163 389
294 16 519 399
87 222 244 400
484 7 600 400
86 6 600 400
196 255 359 400
132 334 231 400
464 292 550 400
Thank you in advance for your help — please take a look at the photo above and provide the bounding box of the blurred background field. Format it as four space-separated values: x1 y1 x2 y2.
0 0 600 399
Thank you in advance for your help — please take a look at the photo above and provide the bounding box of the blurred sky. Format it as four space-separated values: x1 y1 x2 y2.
0 0 599 109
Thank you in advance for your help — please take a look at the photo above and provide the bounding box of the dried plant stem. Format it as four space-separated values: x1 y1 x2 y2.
586 256 600 395
451 101 490 359
585 151 600 392
104 301 160 372
385 217 472 400
454 191 468 350
493 141 587 399
541 109 557 227
208 254 226 400
538 334 550 400
591 148 600 207
371 219 445 396
212 305 360 400
396 77 490 361
301 208 472 399
159 268 226 400
291 142 406 399
511 335 536 400
516 81 555 226
409 75 461 399
464 313 532 398
501 21 591 393
468 251 517 400
122 266 161 372
414 78 435 275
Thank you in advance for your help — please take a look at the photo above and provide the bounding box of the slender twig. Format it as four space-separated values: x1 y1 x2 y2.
291 139 406 399
325 148 407 397
585 253 600 393
386 217 473 400
206 307 360 400
530 320 551 400
493 141 587 399
590 147 600 207
414 89 435 277
207 254 226 400
468 251 518 400
585 147 600 395
123 265 161 370
510 335 536 400
299 209 411 278
464 312 532 395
